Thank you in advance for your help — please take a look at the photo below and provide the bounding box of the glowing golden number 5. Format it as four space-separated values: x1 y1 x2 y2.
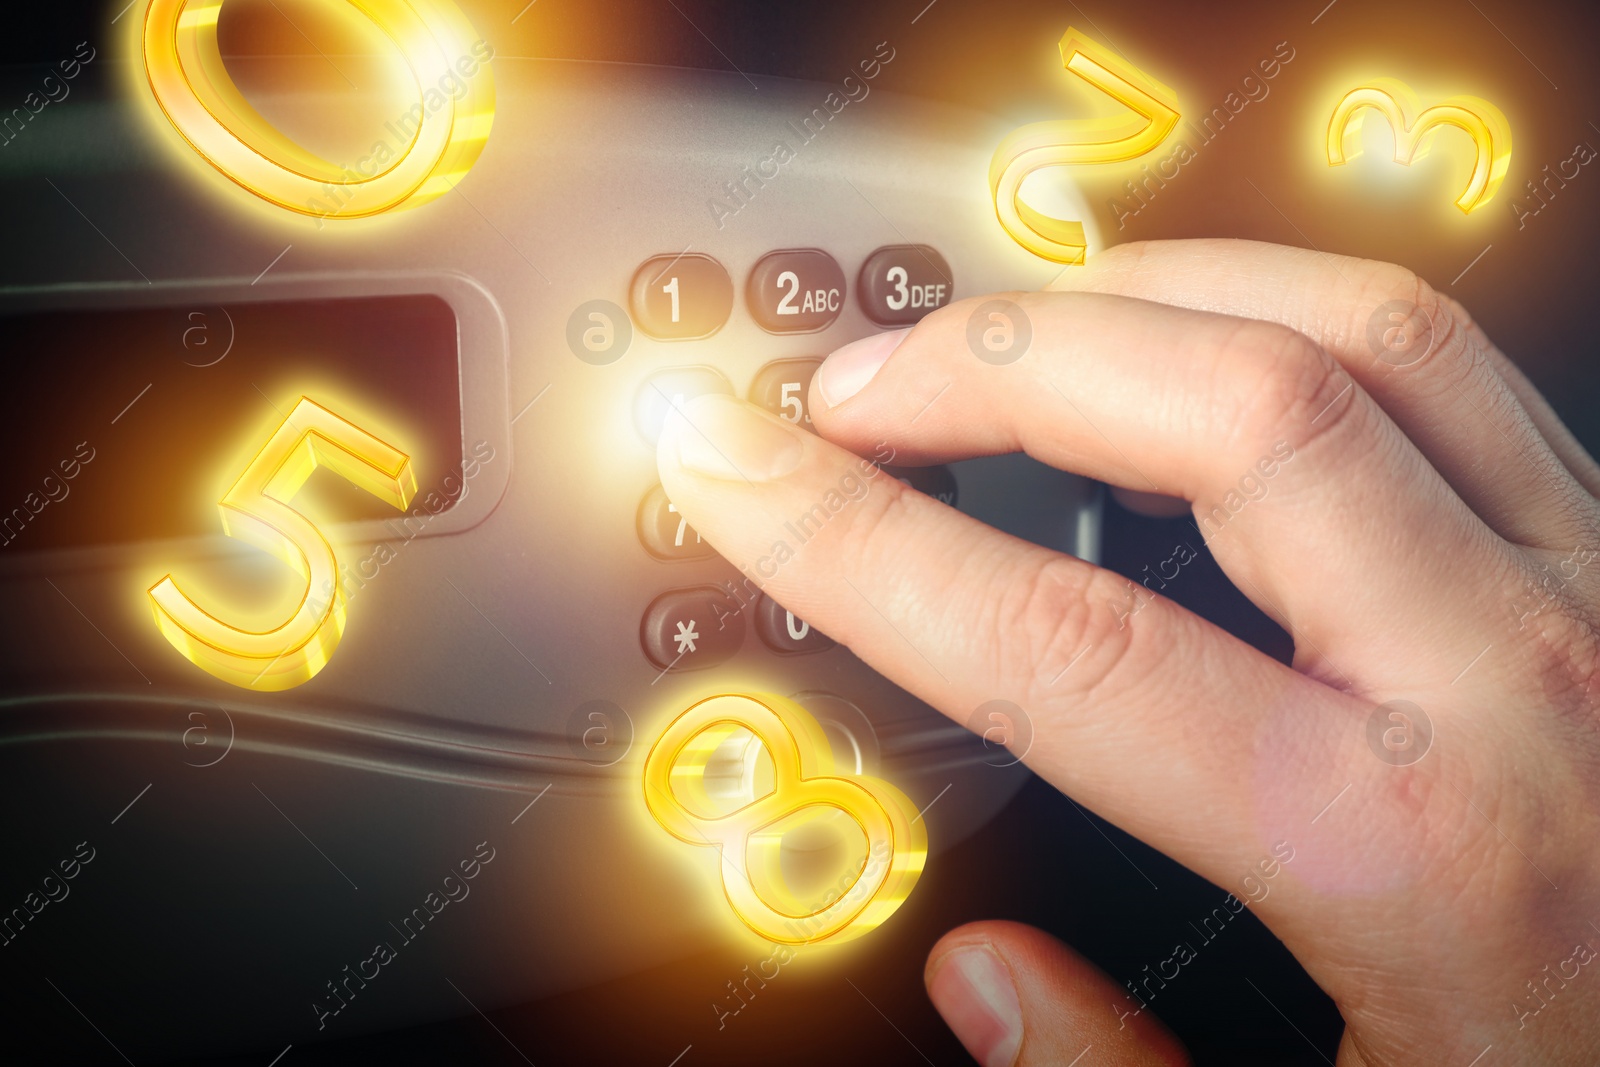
148 398 415 691
988 26 1180 265
1326 78 1512 215
142 0 495 219
643 693 927 946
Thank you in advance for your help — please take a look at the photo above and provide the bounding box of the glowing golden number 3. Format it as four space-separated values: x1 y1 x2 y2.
643 693 927 946
988 26 1180 265
142 0 495 219
1326 77 1512 214
148 398 415 691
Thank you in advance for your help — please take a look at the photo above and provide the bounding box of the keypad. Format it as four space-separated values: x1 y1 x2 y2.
858 245 953 326
634 367 733 445
749 358 822 429
640 586 746 672
629 253 734 340
637 484 712 561
746 250 846 333
754 595 835 656
625 244 951 687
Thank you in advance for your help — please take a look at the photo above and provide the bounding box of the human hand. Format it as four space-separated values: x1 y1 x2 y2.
655 239 1600 1065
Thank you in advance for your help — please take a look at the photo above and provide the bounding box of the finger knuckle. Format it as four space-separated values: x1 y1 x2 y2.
1228 322 1359 452
1000 556 1139 704
1355 261 1476 371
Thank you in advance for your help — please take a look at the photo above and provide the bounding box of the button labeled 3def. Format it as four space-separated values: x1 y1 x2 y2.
747 250 846 333
859 245 953 326
641 586 746 671
630 253 734 340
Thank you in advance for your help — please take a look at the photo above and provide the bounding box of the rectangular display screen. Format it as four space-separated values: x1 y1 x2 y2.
0 294 462 553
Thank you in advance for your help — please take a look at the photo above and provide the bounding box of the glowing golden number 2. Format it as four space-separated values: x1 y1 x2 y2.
142 0 495 219
644 693 927 946
148 398 415 691
1326 78 1512 214
988 26 1180 265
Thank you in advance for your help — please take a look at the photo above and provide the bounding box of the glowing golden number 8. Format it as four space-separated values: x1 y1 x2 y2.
148 398 416 691
643 693 927 946
142 0 495 219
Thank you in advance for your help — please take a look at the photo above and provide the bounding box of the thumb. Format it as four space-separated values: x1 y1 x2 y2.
925 921 1190 1067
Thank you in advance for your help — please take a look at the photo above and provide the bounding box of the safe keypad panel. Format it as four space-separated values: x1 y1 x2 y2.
632 244 959 673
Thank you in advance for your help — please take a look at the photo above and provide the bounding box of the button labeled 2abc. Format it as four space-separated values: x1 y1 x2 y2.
748 250 846 333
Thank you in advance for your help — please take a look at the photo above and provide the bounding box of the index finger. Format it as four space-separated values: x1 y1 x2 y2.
655 393 1361 891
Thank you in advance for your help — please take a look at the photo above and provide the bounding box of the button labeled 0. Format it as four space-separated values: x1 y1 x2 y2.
747 250 846 333
755 595 835 656
859 245 953 326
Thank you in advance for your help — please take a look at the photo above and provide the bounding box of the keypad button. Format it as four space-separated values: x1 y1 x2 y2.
755 595 835 656
634 367 733 445
858 245 953 326
747 249 846 333
790 691 880 774
641 586 746 671
630 253 734 340
749 358 821 429
637 484 713 561
884 464 958 507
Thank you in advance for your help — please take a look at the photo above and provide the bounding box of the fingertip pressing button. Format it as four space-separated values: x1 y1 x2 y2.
635 366 734 446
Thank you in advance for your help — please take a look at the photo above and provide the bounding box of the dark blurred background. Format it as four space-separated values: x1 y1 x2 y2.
3 0 1596 1063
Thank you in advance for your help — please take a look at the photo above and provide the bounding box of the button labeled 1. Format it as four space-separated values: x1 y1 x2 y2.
747 250 846 333
755 595 835 656
859 245 953 327
638 484 713 561
750 358 821 428
641 586 746 671
630 253 734 340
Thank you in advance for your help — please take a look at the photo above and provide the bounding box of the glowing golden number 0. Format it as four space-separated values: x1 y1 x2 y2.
148 398 416 691
1326 78 1511 214
643 693 927 946
988 26 1180 265
142 0 495 219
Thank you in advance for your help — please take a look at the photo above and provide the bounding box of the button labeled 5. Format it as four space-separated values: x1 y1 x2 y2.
749 358 822 428
148 398 416 691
